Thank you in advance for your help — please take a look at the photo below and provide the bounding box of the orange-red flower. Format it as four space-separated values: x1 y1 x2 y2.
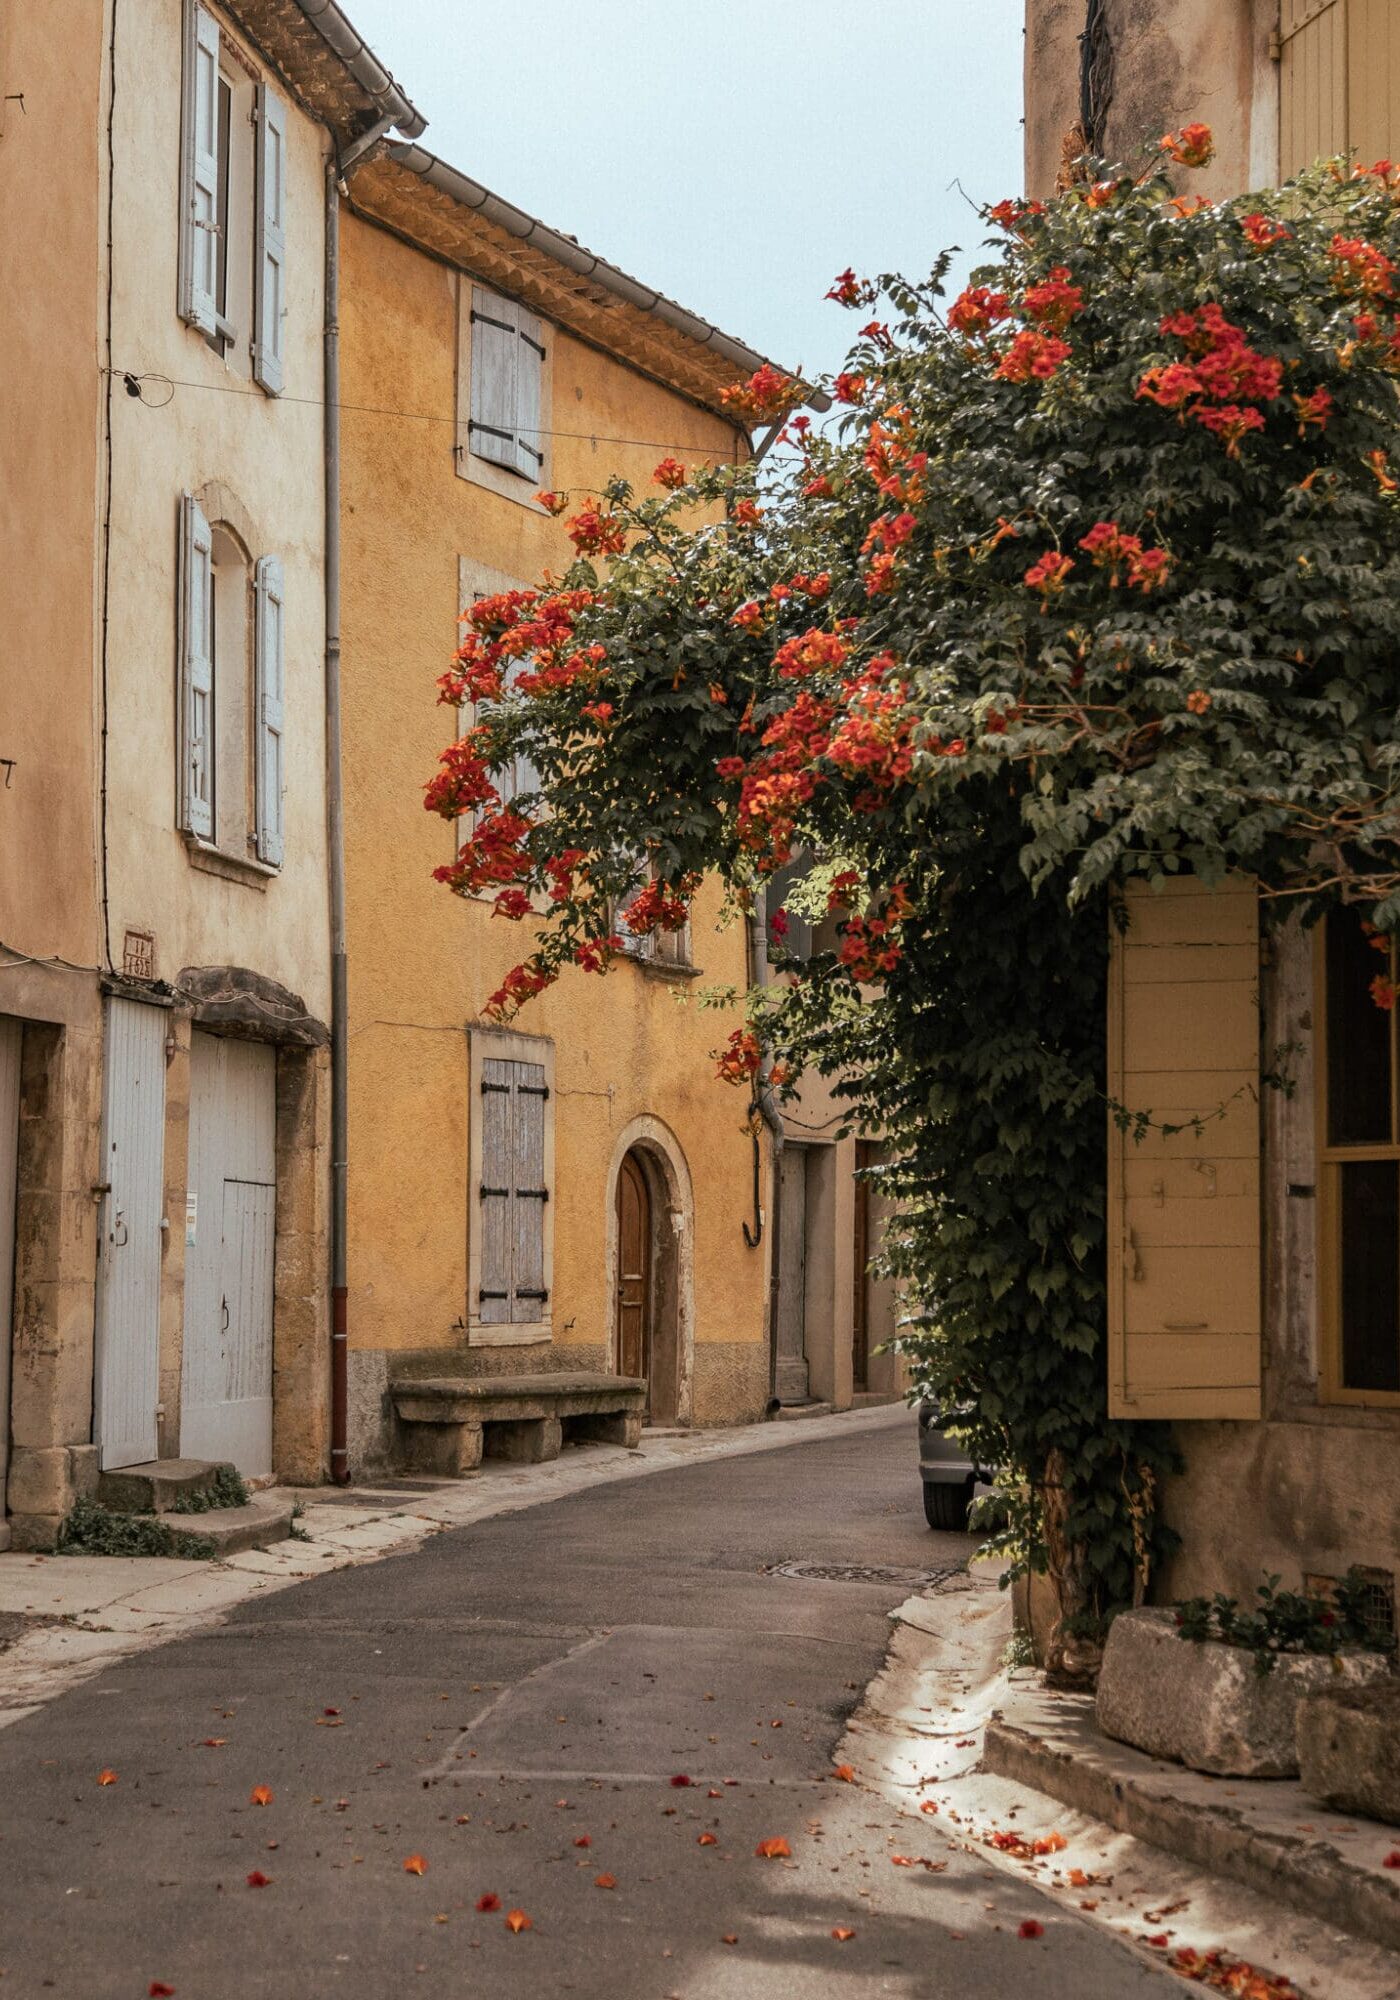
1161 121 1214 168
1024 550 1074 597
994 330 1072 383
652 456 687 490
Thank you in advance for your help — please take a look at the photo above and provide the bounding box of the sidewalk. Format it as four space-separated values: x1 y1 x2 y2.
0 1401 905 1730
841 1566 1400 2000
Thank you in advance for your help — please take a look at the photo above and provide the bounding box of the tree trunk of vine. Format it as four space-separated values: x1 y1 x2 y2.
1039 1447 1104 1687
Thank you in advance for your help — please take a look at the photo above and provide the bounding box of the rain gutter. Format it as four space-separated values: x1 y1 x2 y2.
291 0 427 138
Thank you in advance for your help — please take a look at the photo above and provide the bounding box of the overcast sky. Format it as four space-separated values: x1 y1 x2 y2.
346 0 1026 383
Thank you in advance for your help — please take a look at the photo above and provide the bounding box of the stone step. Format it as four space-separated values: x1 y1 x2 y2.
97 1458 239 1515
191 1500 295 1558
774 1400 834 1422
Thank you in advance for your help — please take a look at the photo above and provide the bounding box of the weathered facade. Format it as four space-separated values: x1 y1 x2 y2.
1026 0 1400 1610
334 149 795 1465
0 0 423 1545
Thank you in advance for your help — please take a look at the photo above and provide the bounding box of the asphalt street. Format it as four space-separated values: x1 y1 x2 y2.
0 1419 1169 1998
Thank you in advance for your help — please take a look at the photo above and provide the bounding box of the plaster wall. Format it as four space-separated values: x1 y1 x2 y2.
336 211 769 1458
1024 0 1278 200
101 0 330 1017
0 6 107 1543
0 0 104 979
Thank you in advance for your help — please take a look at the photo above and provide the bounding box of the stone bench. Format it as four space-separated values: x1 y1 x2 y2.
390 1372 647 1477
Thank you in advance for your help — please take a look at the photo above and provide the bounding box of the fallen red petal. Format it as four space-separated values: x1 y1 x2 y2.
246 1871 271 1889
1018 1919 1043 1940
476 1893 501 1912
504 1909 532 1933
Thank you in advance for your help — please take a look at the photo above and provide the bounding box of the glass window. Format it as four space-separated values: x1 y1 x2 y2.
1321 907 1400 1401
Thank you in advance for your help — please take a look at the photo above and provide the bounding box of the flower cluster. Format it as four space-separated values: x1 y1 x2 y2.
483 959 556 1022
652 457 688 490
1021 265 1083 334
1024 550 1074 598
994 329 1072 383
826 268 876 308
772 627 851 680
948 285 1010 338
567 502 627 557
1138 305 1283 455
622 875 696 936
720 364 797 423
1241 212 1289 251
1078 520 1172 592
1329 234 1395 300
714 1027 762 1085
837 883 912 983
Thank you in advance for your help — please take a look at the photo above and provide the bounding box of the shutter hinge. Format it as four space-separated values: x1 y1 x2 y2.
518 1083 550 1100
478 1288 509 1301
1268 26 1282 59
481 1080 510 1094
480 1184 510 1198
514 1287 549 1302
514 1188 549 1202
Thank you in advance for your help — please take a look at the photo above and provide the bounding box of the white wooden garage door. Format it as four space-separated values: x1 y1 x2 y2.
181 1032 276 1477
94 998 168 1471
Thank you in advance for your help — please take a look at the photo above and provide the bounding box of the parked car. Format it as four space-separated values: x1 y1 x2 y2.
917 1401 992 1532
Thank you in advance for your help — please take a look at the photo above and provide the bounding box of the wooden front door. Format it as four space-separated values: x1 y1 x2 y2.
616 1152 651 1386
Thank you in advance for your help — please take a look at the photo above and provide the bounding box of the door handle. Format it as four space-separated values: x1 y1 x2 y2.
221 1297 230 1333
111 1208 129 1248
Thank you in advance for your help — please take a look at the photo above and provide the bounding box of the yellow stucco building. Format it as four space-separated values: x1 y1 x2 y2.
335 146 783 1461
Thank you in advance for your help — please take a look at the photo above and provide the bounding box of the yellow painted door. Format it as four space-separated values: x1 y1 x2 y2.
1107 878 1262 1420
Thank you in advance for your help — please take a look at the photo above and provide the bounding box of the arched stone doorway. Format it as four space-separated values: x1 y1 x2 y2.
607 1118 694 1427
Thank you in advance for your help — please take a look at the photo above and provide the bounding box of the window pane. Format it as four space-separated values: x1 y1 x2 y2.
1339 1159 1400 1394
1326 908 1392 1145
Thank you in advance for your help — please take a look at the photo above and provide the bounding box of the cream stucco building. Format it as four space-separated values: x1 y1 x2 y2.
0 0 425 1546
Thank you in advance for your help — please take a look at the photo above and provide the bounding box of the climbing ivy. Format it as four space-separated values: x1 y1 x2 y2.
422 135 1400 1671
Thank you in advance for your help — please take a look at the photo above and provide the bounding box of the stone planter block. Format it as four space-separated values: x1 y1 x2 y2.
1096 1607 1391 1778
1297 1680 1400 1825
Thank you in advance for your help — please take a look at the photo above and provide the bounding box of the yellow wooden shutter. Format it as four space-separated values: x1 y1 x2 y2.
1280 0 1400 178
1347 0 1400 165
1107 878 1262 1420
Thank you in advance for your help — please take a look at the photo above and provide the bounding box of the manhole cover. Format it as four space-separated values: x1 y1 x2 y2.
766 1560 962 1588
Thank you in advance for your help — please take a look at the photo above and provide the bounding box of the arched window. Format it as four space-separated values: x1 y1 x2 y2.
178 496 284 868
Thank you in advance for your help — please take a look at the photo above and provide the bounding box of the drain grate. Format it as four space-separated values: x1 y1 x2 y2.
766 1559 963 1589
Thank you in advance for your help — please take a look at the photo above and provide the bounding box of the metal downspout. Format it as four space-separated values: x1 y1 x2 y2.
747 894 784 1415
325 115 395 1485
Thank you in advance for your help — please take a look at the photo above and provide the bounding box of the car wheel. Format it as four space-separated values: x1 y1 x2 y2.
922 1478 972 1532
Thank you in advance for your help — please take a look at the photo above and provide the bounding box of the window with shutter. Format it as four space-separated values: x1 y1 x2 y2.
253 555 285 865
179 3 221 333
253 85 287 395
179 495 216 839
1318 908 1400 1405
458 283 550 499
1106 877 1262 1420
1280 0 1400 177
470 1034 555 1341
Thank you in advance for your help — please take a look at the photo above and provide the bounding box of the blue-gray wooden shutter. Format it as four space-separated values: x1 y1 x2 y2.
179 3 220 333
252 84 287 394
179 496 215 839
478 1058 513 1324
510 1061 548 1321
478 1057 549 1324
253 554 285 865
512 309 546 482
470 288 521 472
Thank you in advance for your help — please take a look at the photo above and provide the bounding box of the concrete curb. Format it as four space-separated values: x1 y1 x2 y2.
985 1704 1400 1955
